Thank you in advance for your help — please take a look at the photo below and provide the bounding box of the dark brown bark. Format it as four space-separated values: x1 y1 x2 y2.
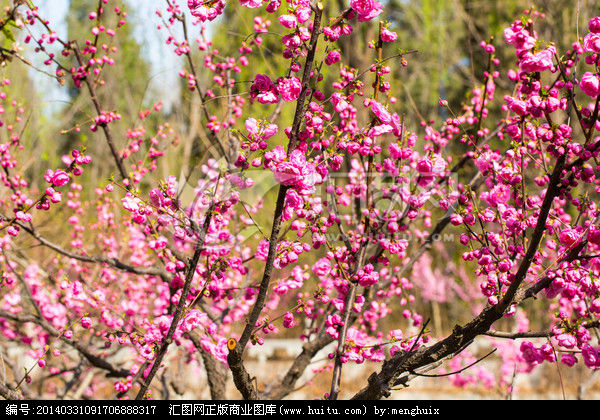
187 331 228 399
264 334 334 399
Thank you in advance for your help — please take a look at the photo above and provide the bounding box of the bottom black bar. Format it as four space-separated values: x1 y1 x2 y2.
0 399 587 418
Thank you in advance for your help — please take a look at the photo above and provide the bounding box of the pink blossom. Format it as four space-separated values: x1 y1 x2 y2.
165 175 178 196
331 92 348 112
381 27 397 42
350 0 374 15
388 143 402 160
81 317 92 329
589 17 600 34
261 124 278 139
355 264 379 287
188 0 225 21
518 47 554 73
251 74 272 92
121 194 140 213
416 157 434 175
497 260 511 273
325 50 341 66
282 33 301 48
240 0 262 8
266 0 280 12
44 169 70 187
295 6 311 23
370 100 392 124
276 77 302 102
312 258 331 277
283 311 295 328
590 298 600 315
504 22 536 51
251 74 280 104
5 0 600 398
285 189 304 209
245 117 278 140
507 98 527 115
272 150 316 192
583 32 600 53
279 14 297 28
149 188 164 208
450 214 463 226
556 333 576 349
580 72 600 97
582 344 600 369
559 229 581 248
520 341 543 365
264 144 287 166
561 353 577 367
369 124 391 137
350 0 383 22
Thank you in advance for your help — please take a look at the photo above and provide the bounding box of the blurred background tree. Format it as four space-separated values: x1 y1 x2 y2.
59 0 153 184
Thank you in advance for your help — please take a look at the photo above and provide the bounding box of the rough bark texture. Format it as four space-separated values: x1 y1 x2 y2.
188 331 228 400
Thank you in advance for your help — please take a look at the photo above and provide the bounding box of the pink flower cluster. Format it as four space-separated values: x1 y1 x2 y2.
504 20 555 73
250 74 279 104
580 21 600 97
188 0 225 22
519 341 556 367
44 169 70 187
264 147 317 193
582 344 600 369
354 264 379 287
349 0 383 22
250 74 302 104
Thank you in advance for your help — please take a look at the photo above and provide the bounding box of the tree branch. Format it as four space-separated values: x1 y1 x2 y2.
135 204 215 399
0 310 130 378
227 4 324 400
187 331 228 400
